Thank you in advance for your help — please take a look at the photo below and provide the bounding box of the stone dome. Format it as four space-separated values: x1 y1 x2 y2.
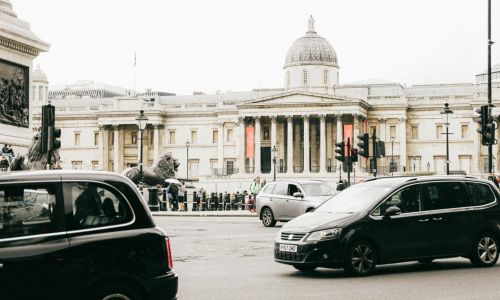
284 16 338 68
33 65 48 83
0 0 17 18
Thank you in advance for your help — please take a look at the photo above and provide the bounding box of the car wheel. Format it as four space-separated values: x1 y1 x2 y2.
293 265 317 272
91 284 141 300
470 233 499 267
344 240 377 276
261 207 277 227
418 258 434 263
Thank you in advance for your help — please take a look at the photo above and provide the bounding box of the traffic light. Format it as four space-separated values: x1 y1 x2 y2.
41 104 61 153
484 121 496 146
335 141 345 162
351 148 358 163
376 141 386 158
476 105 496 146
357 133 369 158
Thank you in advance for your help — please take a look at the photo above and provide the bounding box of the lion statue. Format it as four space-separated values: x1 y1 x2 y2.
9 132 60 171
121 152 180 187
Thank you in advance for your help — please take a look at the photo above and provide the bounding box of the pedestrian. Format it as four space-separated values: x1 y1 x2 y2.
249 177 262 212
178 180 186 211
6 144 14 162
0 155 9 171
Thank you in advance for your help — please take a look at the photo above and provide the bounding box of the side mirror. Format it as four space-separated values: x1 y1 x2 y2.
293 192 303 198
385 206 401 217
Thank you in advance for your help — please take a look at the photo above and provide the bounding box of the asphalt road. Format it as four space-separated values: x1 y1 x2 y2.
154 216 500 300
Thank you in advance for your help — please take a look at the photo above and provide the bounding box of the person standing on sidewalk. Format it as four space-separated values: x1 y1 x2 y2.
249 176 262 212
178 181 186 211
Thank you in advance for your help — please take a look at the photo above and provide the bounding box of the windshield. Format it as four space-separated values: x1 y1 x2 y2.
301 182 335 196
314 182 393 213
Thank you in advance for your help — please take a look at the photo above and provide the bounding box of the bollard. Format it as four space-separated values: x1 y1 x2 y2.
219 193 223 211
211 193 215 211
225 193 231 211
192 191 198 211
184 191 188 211
161 189 168 211
201 192 206 211
148 188 159 212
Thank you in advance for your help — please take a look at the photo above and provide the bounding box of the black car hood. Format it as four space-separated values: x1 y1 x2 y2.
282 211 360 233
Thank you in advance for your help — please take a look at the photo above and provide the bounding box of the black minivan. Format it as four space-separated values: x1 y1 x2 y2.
274 176 500 276
0 170 178 300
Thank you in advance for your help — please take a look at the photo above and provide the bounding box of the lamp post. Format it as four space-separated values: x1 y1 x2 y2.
390 136 395 176
272 145 277 181
441 103 454 175
186 140 190 180
427 161 431 172
135 110 148 191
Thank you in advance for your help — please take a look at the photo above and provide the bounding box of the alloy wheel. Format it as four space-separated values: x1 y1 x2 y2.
351 243 375 274
478 236 498 264
262 208 274 227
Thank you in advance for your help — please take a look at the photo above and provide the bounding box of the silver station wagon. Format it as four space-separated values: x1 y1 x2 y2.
256 180 335 227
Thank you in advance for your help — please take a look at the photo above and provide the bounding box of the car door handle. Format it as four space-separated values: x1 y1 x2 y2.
418 219 429 222
432 217 443 221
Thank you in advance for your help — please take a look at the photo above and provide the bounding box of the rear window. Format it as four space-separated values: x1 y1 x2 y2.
273 183 288 196
261 184 274 194
466 182 496 206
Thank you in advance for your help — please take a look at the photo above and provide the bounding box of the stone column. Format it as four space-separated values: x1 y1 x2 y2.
113 125 119 173
153 124 159 166
319 114 326 173
238 117 246 174
98 125 104 170
399 117 407 171
217 120 224 170
303 115 310 173
270 115 277 175
254 116 261 174
286 115 294 174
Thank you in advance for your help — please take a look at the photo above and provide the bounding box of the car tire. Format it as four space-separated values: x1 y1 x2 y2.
261 207 277 227
343 240 377 277
418 258 434 263
91 284 141 300
470 233 499 267
293 265 317 272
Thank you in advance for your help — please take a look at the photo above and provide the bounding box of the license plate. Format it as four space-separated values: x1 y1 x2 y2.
279 244 297 252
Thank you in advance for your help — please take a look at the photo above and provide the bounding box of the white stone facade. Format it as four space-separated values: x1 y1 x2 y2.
30 16 500 191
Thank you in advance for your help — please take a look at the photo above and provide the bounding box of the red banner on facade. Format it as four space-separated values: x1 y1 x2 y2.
343 124 353 156
246 127 255 158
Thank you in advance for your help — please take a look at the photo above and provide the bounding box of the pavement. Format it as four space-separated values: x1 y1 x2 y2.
151 209 257 217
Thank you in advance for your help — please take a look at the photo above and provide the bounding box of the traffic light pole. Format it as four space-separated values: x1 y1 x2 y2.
372 128 377 177
487 0 494 174
347 137 351 186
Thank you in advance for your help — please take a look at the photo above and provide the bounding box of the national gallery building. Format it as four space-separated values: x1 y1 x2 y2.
32 17 500 188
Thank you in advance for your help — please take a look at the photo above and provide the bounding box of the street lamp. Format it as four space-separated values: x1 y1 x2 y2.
186 140 190 180
272 145 277 181
440 102 454 175
390 136 395 176
136 110 148 191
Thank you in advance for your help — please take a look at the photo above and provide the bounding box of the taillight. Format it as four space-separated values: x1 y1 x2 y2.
166 238 173 269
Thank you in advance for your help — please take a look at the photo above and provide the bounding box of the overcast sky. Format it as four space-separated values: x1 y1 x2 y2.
12 0 500 95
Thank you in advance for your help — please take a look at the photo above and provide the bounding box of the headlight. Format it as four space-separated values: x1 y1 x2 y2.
306 228 342 242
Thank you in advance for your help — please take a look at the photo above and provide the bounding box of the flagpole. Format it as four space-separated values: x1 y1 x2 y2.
134 51 137 96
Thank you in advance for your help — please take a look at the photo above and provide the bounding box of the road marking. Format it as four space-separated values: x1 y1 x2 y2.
173 233 277 240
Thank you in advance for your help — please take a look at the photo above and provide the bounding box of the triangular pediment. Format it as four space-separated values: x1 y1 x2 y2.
238 91 362 108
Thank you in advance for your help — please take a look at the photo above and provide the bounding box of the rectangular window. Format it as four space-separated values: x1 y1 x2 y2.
74 132 80 146
461 124 469 139
303 69 308 85
226 160 234 175
324 70 328 84
71 161 83 170
411 125 418 140
212 130 218 144
110 131 114 146
436 125 443 139
263 127 270 140
94 132 99 146
424 182 470 210
191 130 197 144
188 159 200 178
390 126 396 139
91 161 99 170
227 128 233 143
0 184 58 239
169 131 176 144
150 130 154 145
131 132 137 145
